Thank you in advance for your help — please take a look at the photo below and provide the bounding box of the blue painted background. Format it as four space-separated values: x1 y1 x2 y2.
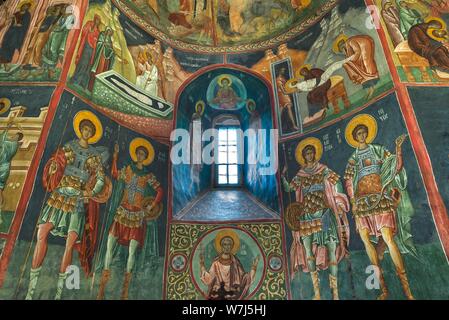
173 67 279 215
408 86 449 213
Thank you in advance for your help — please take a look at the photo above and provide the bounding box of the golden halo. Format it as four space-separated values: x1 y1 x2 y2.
246 99 256 114
217 74 233 87
214 229 240 255
129 137 155 166
18 0 33 8
333 34 349 54
428 29 448 41
73 110 103 144
0 98 11 115
295 137 323 167
345 114 378 148
295 64 312 79
195 100 205 115
425 16 447 29
425 17 448 41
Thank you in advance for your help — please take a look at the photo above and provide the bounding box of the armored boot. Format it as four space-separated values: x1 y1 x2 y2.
96 269 111 300
25 267 42 300
120 272 132 300
54 272 67 300
397 268 414 300
310 271 321 300
329 274 339 300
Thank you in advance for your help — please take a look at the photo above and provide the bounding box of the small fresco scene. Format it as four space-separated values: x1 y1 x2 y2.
375 0 449 83
0 0 83 82
112 0 333 50
68 0 184 141
229 0 394 136
0 0 449 302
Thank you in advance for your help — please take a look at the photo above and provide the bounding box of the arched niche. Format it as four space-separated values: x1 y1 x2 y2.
170 65 281 222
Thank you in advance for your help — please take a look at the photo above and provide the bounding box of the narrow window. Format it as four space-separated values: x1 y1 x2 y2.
217 127 240 186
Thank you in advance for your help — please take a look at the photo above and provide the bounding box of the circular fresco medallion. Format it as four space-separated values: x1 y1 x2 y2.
268 254 283 272
190 227 265 300
171 253 188 272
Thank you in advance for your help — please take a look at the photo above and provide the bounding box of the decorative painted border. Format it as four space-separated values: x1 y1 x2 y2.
164 223 287 300
111 0 339 54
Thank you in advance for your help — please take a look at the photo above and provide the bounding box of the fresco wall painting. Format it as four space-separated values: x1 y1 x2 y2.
0 0 448 301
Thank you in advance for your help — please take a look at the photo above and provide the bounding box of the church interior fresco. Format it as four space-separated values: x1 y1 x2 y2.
0 0 448 301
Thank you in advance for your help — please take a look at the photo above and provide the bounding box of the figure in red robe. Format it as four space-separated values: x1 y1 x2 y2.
88 27 116 92
71 15 101 91
336 35 379 99
168 0 193 29
25 116 112 300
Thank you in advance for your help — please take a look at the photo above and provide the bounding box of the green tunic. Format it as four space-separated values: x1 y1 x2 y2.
398 4 423 39
0 131 19 190
282 166 341 246
41 15 73 68
90 30 115 73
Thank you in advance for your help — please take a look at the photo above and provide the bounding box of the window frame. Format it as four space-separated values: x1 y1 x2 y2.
214 125 242 188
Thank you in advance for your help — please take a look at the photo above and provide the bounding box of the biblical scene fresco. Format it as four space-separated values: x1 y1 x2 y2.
0 0 82 82
113 0 334 50
230 0 394 136
375 0 449 83
0 0 448 301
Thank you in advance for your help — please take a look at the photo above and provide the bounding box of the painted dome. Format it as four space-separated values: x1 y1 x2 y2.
113 0 336 52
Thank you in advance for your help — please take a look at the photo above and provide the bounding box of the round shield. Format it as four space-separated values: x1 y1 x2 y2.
284 202 304 231
142 196 163 221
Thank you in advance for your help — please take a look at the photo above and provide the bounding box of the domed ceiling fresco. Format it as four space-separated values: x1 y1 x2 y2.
113 0 336 51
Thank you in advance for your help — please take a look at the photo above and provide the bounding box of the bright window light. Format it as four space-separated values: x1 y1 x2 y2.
217 127 240 186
